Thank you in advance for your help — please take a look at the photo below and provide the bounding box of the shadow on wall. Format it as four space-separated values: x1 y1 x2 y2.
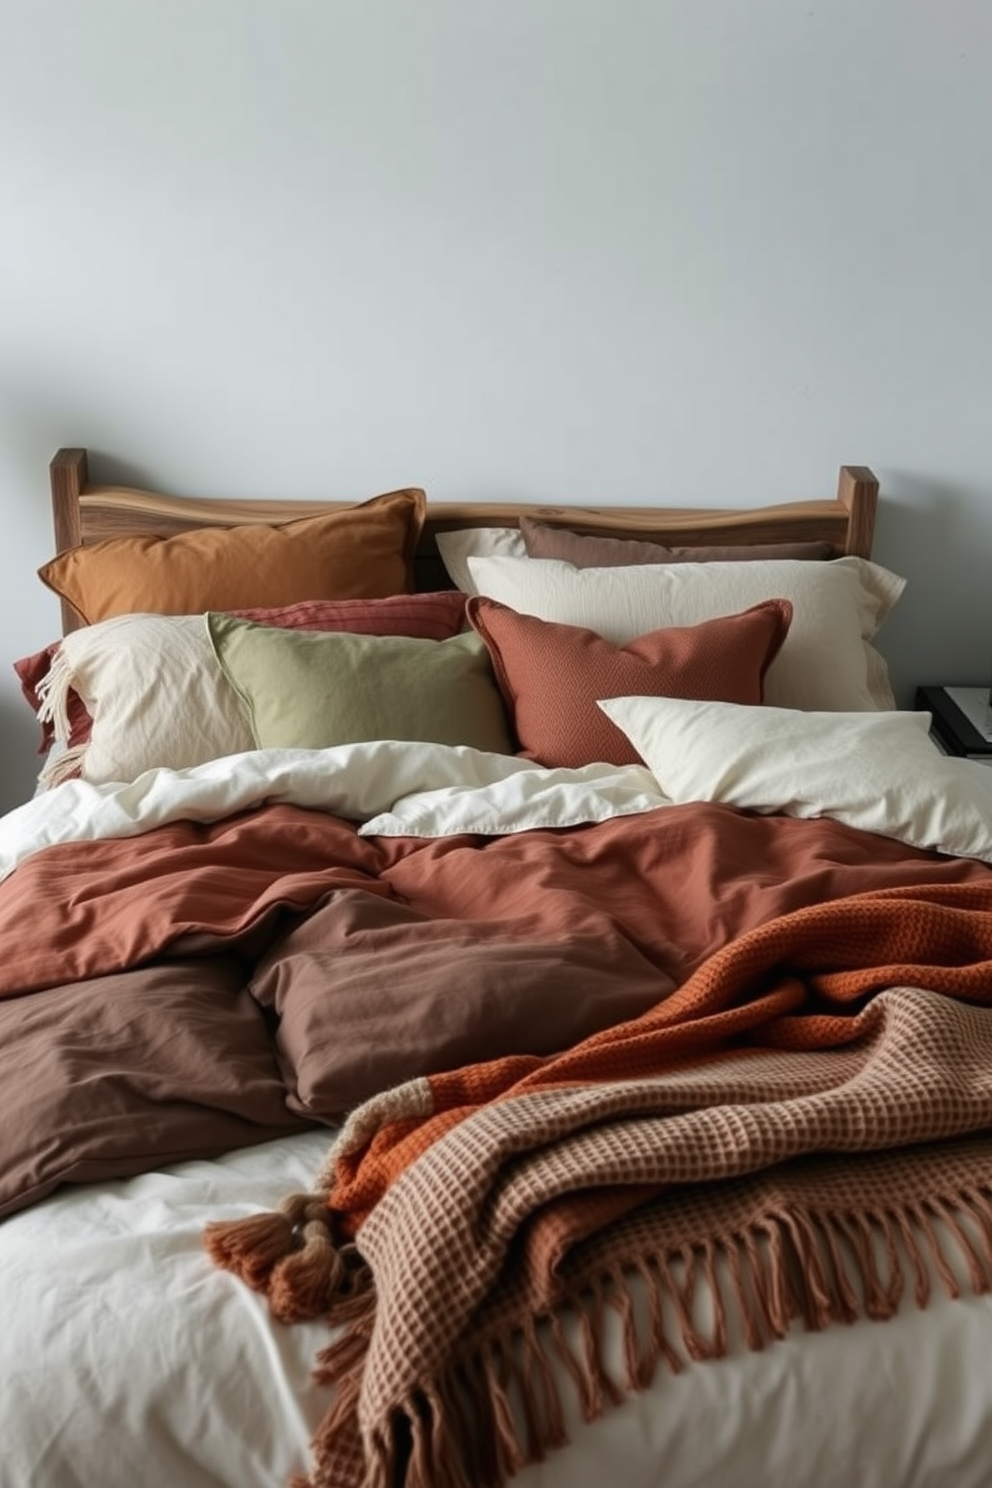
871 471 992 709
1 693 44 816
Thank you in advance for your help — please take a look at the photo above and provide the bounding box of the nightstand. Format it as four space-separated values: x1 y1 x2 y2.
916 685 992 763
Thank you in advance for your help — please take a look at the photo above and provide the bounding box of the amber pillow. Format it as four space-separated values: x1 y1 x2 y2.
465 595 792 768
38 488 426 624
518 516 832 567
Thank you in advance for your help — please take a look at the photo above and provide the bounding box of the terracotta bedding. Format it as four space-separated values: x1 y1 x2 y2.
1 797 990 1216
5 793 992 1483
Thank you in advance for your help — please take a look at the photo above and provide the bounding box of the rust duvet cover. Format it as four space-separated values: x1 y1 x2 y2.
4 757 992 1487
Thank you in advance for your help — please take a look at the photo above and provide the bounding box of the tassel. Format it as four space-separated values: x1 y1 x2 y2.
481 1338 528 1481
817 1214 862 1323
762 1219 795 1338
916 1200 962 1299
268 1217 345 1323
639 1254 684 1374
661 1250 708 1363
203 1192 329 1296
780 1210 835 1332
931 1194 990 1295
204 1209 297 1291
546 1304 599 1417
518 1318 568 1455
723 1235 765 1349
894 1203 932 1309
700 1241 727 1357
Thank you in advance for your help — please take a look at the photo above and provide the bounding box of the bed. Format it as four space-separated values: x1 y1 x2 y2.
4 450 992 1488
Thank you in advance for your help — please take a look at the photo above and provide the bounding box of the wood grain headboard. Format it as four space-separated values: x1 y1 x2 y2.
49 449 878 635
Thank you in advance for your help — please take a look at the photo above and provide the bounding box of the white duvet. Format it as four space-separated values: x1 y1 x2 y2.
0 740 669 881
3 1130 992 1488
8 704 992 884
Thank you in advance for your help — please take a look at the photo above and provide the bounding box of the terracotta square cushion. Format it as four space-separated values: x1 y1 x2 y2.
465 595 792 769
37 487 426 624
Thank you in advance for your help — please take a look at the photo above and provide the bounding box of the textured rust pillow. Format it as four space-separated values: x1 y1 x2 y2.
38 487 426 624
466 595 792 768
519 517 832 567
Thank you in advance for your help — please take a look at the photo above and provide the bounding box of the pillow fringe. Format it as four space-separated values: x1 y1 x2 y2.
35 646 74 742
37 743 87 789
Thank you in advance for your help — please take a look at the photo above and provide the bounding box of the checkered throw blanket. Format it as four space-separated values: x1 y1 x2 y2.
207 880 992 1488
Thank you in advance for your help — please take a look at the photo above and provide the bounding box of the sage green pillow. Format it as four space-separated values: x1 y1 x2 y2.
206 613 513 754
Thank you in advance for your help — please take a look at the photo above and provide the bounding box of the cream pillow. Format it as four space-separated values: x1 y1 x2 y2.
39 614 252 785
598 695 992 864
467 555 903 712
435 527 527 594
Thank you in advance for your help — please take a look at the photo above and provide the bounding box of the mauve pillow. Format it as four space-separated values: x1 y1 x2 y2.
466 595 792 769
250 889 676 1117
0 956 311 1221
519 517 833 567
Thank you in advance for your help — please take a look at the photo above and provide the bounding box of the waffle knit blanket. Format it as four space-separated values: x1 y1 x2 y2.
207 879 992 1488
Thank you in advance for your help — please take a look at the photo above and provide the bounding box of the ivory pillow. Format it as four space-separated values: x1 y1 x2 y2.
435 527 527 594
599 695 992 864
467 555 903 712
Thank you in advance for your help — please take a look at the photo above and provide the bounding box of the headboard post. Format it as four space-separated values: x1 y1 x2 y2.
836 465 878 560
50 449 89 633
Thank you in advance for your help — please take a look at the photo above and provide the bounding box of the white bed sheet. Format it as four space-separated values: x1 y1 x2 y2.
2 1130 991 1488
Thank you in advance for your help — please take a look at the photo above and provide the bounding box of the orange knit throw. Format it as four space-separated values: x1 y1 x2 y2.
207 881 992 1488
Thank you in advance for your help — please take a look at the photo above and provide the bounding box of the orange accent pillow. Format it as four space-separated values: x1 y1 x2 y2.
466 596 792 769
38 488 426 624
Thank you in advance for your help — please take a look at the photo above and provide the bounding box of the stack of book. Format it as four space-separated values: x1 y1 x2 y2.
917 685 992 766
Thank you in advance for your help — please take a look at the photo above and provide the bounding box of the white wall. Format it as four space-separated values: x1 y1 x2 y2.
1 0 990 812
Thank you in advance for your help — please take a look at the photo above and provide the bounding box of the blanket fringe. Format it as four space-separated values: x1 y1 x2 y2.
292 1183 992 1488
204 1193 356 1323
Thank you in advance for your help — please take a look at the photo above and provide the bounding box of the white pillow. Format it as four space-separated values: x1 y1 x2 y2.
467 554 903 712
435 527 527 594
599 694 992 864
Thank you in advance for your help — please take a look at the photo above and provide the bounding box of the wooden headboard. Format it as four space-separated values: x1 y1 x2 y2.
49 449 878 635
